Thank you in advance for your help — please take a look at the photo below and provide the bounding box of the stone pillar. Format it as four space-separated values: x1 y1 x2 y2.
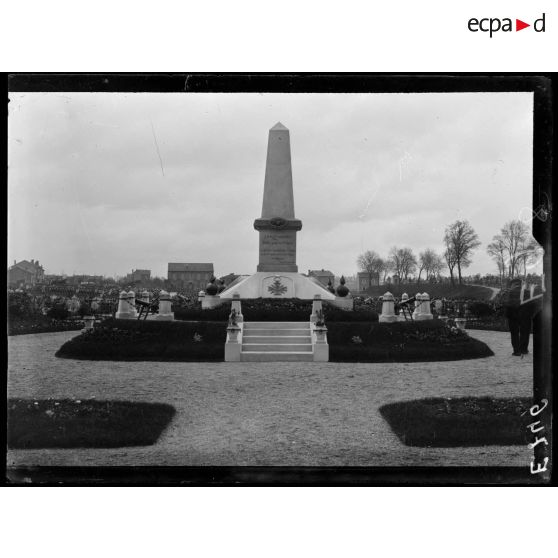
225 323 242 361
202 294 221 309
116 290 135 319
312 324 329 362
416 292 433 320
140 290 150 304
155 290 174 321
379 291 398 323
310 295 323 323
82 315 95 332
231 294 243 323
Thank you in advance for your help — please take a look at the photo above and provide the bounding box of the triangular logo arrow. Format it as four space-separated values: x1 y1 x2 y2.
516 19 530 31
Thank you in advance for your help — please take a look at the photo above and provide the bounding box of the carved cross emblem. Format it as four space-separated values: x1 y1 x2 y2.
268 277 288 296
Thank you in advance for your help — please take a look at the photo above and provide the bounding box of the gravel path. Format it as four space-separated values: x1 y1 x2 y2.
7 329 533 467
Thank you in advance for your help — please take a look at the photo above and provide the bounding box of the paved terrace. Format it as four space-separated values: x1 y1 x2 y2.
7 329 532 468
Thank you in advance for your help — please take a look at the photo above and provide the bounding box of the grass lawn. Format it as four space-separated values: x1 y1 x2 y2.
379 397 532 447
8 399 176 449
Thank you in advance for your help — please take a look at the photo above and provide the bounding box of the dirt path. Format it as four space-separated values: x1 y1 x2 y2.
7 329 532 468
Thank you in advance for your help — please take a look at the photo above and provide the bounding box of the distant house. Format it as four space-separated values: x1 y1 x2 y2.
342 275 358 292
357 271 380 291
126 269 151 283
7 259 45 287
168 263 214 292
308 269 335 287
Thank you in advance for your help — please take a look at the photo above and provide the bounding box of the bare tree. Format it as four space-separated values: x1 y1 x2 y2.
487 236 507 286
379 257 392 284
443 220 481 284
418 248 442 283
356 250 383 289
444 246 458 286
490 220 543 280
389 247 417 283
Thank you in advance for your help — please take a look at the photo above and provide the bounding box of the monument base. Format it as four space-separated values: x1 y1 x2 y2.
219 272 336 300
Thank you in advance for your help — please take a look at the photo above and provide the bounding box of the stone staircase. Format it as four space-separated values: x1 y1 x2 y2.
240 322 314 362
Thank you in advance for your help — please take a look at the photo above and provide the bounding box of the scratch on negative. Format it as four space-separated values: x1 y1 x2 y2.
150 119 165 177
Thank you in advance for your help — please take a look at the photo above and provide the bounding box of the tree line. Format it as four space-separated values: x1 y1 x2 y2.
357 219 542 287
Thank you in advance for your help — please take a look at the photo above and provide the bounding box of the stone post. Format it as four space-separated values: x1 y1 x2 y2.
202 294 221 309
310 295 323 323
231 294 243 323
311 324 329 361
416 292 433 320
140 290 150 304
155 290 174 321
198 290 205 303
225 321 243 362
379 291 398 323
82 315 95 332
116 290 135 319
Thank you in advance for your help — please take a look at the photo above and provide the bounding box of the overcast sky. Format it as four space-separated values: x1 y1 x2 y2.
8 92 536 278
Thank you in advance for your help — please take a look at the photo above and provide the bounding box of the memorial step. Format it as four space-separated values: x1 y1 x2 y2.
243 322 310 329
241 351 315 362
242 343 313 352
242 335 312 344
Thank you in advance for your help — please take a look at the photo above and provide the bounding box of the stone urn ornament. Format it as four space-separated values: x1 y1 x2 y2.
205 276 219 296
336 276 349 298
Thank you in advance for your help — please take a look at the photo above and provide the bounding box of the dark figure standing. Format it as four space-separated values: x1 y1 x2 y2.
500 278 541 356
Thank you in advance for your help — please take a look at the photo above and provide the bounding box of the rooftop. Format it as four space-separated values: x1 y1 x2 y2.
168 263 214 272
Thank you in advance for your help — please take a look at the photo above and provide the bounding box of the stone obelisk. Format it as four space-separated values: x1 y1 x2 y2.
218 123 335 301
253 123 302 272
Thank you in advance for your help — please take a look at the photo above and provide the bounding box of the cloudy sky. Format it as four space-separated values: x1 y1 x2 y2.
8 92 535 279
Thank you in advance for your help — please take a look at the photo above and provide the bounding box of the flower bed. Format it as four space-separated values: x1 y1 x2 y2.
8 316 85 336
8 398 176 449
379 397 531 446
328 320 494 362
55 318 226 361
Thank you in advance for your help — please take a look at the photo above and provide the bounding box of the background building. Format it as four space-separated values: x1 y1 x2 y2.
126 269 151 283
357 271 380 291
168 263 214 292
7 259 45 287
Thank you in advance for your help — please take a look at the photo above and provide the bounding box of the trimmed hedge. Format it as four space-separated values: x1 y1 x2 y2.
174 298 378 323
56 317 493 363
56 318 226 361
328 320 494 362
380 397 531 446
9 316 84 336
8 398 176 449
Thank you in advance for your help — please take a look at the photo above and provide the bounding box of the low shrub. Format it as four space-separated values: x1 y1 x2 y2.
174 298 378 322
328 320 494 362
8 316 84 336
8 398 176 448
55 318 226 361
379 397 532 446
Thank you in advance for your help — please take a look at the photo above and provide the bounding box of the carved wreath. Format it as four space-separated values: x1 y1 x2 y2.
268 278 288 296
